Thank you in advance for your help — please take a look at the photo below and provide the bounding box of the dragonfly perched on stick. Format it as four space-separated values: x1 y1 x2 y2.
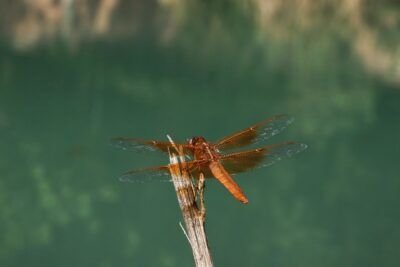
112 114 307 204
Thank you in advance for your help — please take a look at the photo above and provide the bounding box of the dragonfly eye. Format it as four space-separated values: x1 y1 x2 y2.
188 137 195 146
189 136 206 146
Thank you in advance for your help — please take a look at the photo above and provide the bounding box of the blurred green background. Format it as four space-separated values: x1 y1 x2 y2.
1 1 399 266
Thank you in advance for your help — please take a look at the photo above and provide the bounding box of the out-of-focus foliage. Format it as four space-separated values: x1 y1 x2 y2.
1 0 399 85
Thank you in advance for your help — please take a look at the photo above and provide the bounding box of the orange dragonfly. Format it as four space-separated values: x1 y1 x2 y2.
112 114 307 204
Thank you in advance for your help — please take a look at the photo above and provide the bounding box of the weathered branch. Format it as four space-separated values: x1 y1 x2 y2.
167 136 213 267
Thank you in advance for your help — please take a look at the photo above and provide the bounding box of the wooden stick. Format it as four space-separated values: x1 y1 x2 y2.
167 136 213 267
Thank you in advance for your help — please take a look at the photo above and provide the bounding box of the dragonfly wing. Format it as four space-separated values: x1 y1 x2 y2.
119 165 172 183
111 137 191 154
215 115 294 151
220 141 307 174
119 160 210 183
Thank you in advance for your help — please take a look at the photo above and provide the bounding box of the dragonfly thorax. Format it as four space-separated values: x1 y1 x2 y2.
188 136 218 161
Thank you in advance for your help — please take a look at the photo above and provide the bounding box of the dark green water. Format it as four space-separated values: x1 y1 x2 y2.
1 1 399 266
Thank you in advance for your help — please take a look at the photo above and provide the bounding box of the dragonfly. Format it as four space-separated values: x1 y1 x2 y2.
111 114 307 204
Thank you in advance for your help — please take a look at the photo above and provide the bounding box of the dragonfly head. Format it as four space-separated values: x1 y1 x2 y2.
188 136 206 146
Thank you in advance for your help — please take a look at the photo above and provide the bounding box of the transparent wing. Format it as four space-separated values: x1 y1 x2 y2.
215 114 294 151
119 165 172 183
220 141 307 174
118 160 210 183
110 137 190 154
